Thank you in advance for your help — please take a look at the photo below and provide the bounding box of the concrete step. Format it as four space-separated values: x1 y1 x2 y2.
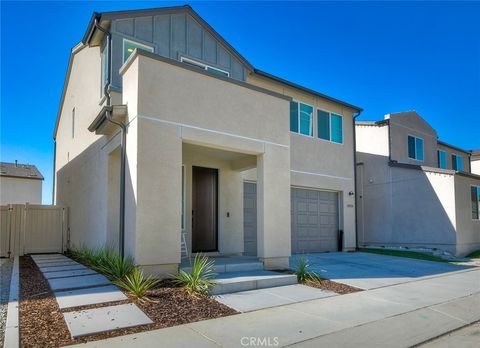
211 270 298 295
181 259 264 274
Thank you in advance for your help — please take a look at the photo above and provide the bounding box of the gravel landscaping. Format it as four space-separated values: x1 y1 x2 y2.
19 256 237 347
305 278 362 294
0 258 13 345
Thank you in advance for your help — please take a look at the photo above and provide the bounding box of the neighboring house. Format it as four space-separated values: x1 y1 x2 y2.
0 162 43 204
356 111 480 257
472 150 480 175
53 5 361 275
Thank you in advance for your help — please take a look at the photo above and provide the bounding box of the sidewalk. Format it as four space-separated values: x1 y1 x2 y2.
69 268 480 347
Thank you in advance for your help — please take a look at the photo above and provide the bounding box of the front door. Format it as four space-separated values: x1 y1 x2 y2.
192 166 218 252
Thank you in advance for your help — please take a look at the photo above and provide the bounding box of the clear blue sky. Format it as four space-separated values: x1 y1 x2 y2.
1 1 479 204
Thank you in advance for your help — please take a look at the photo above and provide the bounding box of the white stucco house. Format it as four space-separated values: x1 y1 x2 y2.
0 162 43 204
53 5 362 275
356 111 480 257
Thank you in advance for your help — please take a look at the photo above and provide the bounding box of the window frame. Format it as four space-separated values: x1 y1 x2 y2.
122 38 154 63
407 134 424 161
290 100 314 137
317 108 344 145
471 185 480 220
180 56 230 77
437 149 447 169
452 154 463 172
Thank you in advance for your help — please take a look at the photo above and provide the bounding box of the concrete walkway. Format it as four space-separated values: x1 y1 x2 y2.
31 254 152 338
68 266 480 347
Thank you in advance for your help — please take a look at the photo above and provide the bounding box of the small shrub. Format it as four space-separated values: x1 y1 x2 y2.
94 254 135 280
171 254 217 295
114 267 159 299
293 257 321 283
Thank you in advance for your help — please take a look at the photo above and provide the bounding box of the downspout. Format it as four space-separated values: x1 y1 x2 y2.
353 110 362 250
94 18 127 259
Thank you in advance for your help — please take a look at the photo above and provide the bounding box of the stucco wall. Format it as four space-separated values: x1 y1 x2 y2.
454 175 480 256
246 74 357 250
472 158 480 175
355 123 389 157
387 112 438 167
0 177 42 204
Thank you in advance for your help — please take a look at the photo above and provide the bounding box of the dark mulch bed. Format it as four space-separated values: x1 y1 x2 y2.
19 256 237 347
305 279 362 294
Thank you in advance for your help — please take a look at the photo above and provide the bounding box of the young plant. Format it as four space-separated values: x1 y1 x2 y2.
171 254 217 295
94 254 135 280
114 267 159 299
293 256 321 283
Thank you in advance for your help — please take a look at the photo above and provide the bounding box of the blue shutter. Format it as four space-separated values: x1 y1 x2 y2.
331 114 343 143
317 110 330 140
290 101 298 133
408 136 416 159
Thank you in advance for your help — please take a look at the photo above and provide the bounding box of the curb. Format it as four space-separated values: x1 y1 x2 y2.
4 256 19 348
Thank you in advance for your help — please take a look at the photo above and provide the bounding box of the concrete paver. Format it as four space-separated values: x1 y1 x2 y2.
54 285 127 309
215 284 336 312
40 264 88 273
64 303 153 338
48 274 110 291
43 269 98 279
37 261 81 269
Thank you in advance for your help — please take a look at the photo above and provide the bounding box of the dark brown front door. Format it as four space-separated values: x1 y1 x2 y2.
192 166 218 252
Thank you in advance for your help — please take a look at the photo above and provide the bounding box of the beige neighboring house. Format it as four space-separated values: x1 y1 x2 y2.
0 162 43 204
472 150 480 175
53 5 362 275
356 111 480 257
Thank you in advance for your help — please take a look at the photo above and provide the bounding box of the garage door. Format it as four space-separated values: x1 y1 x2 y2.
291 188 339 253
243 182 257 256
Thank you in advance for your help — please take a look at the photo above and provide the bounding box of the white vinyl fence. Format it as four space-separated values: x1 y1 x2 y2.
0 204 68 257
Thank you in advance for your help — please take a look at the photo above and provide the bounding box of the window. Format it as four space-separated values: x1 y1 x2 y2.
437 150 447 169
407 135 424 161
290 101 313 136
318 110 343 143
101 43 109 95
472 186 480 220
71 108 75 139
452 154 463 172
180 57 230 77
123 39 154 63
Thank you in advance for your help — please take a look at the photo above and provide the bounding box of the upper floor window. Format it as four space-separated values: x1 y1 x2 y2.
101 44 109 95
123 39 154 63
452 154 463 171
437 150 447 169
472 186 480 220
408 135 424 161
290 101 313 136
180 57 230 77
318 110 343 144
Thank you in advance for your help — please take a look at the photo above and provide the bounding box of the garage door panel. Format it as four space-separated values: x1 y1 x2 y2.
292 188 339 254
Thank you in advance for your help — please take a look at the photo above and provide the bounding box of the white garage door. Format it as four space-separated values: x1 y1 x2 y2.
291 188 339 253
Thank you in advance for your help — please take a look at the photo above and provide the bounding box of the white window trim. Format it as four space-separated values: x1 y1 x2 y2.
317 108 344 145
407 134 424 162
290 100 314 138
437 149 447 169
122 38 154 63
180 56 230 77
471 185 480 221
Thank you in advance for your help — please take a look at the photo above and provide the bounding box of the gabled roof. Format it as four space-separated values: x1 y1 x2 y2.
0 162 44 180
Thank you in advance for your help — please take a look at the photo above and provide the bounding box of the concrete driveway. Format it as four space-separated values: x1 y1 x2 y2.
290 252 472 289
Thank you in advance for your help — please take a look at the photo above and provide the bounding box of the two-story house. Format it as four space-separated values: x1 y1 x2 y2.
53 5 362 275
356 111 480 257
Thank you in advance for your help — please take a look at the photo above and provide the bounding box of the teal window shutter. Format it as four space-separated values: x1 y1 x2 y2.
317 110 330 140
299 103 313 136
290 101 299 132
415 138 424 161
331 114 343 143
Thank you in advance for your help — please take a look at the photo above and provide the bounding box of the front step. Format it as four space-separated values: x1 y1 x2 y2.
181 259 264 274
211 270 298 295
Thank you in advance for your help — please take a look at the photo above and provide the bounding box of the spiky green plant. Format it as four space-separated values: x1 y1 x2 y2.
114 267 160 299
171 254 217 295
293 256 321 283
94 254 135 280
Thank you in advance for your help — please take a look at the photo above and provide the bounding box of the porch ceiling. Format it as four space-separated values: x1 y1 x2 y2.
183 143 256 171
